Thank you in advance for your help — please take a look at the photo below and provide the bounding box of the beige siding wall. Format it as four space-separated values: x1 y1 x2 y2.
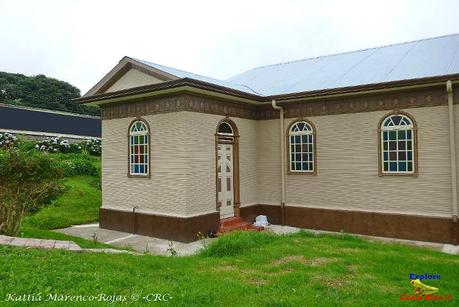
102 111 258 217
258 106 453 217
102 112 188 216
106 69 164 92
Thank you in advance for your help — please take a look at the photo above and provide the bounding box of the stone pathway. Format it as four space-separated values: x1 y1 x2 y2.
0 235 138 254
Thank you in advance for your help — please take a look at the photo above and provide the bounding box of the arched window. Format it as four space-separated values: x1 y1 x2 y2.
380 113 416 175
288 120 316 173
129 119 149 176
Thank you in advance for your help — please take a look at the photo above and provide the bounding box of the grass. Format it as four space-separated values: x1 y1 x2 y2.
0 231 458 306
12 150 105 248
22 176 101 230
18 175 104 248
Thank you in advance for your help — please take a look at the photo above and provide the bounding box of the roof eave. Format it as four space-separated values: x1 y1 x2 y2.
270 73 459 103
75 73 459 107
74 78 264 105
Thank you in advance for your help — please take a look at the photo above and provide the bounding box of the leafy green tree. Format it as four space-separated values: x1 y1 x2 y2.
0 71 99 116
0 149 65 235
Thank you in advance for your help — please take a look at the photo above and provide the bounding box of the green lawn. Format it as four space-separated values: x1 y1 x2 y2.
22 176 101 230
19 175 107 249
1 231 457 306
4 155 458 305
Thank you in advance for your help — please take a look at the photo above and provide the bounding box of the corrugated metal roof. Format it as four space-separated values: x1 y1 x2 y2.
136 34 459 97
135 59 260 95
227 33 459 96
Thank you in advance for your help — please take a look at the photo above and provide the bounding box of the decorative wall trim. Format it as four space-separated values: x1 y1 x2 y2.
240 204 459 245
100 87 451 121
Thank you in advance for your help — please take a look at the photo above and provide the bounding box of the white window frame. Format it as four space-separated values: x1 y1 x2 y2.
288 121 315 173
129 120 149 176
380 114 415 175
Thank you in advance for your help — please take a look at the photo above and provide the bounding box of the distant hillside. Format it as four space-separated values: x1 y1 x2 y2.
0 71 99 116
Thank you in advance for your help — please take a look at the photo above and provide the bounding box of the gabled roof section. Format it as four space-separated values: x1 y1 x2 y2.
84 57 179 97
80 33 459 104
135 59 260 95
227 33 459 96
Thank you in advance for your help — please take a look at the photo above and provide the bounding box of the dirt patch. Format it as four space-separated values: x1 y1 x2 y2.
212 265 237 273
272 256 336 266
312 275 347 288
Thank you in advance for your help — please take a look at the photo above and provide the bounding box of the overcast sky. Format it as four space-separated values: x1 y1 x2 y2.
1 0 459 94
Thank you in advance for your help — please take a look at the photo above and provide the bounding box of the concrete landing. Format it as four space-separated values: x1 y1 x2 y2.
55 225 211 256
0 235 136 254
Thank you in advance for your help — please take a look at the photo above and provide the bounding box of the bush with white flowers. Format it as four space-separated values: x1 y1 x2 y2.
35 136 82 154
0 133 18 149
83 139 102 156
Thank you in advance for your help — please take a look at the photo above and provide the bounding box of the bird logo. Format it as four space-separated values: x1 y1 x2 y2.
410 279 439 296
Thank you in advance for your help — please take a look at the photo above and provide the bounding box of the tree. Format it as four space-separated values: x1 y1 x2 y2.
0 71 99 116
0 149 65 235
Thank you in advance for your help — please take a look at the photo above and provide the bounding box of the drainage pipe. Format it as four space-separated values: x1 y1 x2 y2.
447 81 458 222
271 100 286 225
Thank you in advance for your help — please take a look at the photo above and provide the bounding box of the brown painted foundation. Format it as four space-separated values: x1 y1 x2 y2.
101 205 458 244
99 208 219 242
240 204 459 245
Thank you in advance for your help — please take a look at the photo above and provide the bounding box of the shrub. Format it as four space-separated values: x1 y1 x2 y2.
35 136 82 154
0 133 17 149
0 149 65 235
82 139 101 156
57 155 98 177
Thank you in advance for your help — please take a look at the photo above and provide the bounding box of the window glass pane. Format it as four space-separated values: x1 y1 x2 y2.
407 130 412 139
297 122 305 131
383 152 388 161
407 162 413 172
390 162 397 171
384 162 388 171
399 162 406 172
398 130 406 139
383 131 388 141
389 152 397 160
383 142 388 150
389 131 396 139
392 116 402 125
389 141 396 150
407 151 412 161
308 162 313 170
407 141 412 150
398 152 406 160
296 162 301 170
302 162 308 170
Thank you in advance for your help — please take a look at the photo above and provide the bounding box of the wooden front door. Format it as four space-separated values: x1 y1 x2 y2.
217 143 234 218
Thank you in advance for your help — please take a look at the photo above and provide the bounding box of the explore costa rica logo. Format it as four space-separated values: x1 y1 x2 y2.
399 273 453 301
